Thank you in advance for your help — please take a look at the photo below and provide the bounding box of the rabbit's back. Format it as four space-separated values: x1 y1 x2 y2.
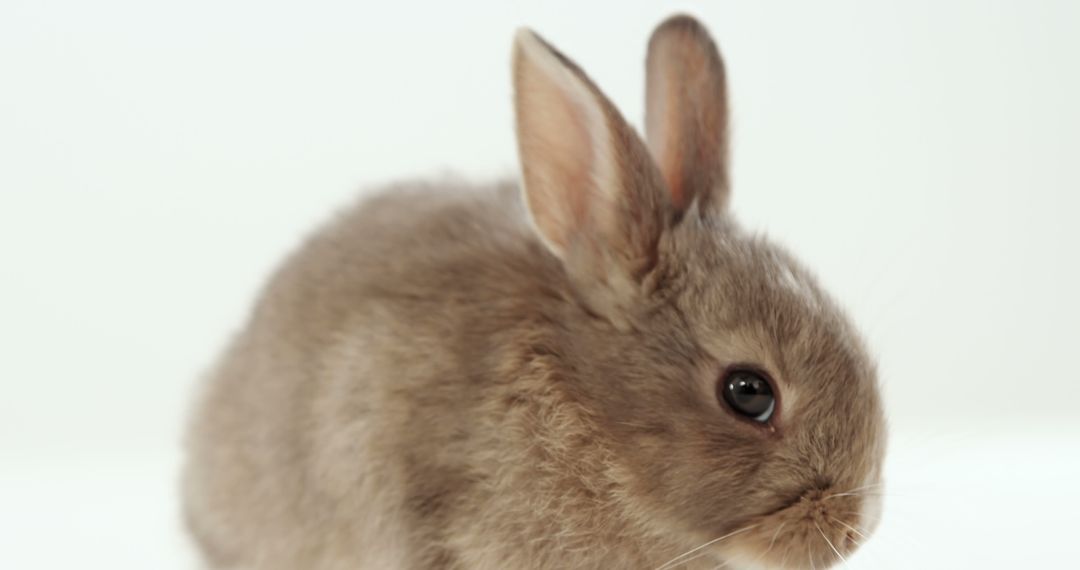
182 179 555 569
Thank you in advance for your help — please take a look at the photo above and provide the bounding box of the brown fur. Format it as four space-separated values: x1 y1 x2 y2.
183 15 886 570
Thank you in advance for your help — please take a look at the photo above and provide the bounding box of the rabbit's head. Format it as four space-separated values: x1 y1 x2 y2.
512 15 886 568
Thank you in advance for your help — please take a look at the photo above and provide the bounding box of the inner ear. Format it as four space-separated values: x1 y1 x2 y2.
645 15 731 214
513 29 621 258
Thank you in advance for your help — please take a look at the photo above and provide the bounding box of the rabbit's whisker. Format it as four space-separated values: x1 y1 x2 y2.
823 491 890 500
830 516 868 541
843 482 886 494
765 520 788 556
740 519 788 570
823 482 890 501
815 520 848 568
779 540 792 569
653 524 759 570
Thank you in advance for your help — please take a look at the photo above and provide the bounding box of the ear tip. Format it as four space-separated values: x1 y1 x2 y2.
648 13 724 73
513 27 546 56
513 27 580 86
514 27 538 45
514 27 557 72
649 13 716 49
656 13 707 32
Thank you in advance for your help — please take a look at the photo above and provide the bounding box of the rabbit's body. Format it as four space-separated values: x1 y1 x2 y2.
185 181 678 568
185 16 886 570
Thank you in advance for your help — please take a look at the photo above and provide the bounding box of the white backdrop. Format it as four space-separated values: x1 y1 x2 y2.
1 0 1078 568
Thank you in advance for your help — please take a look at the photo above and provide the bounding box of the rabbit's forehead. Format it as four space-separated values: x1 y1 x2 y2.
672 233 874 393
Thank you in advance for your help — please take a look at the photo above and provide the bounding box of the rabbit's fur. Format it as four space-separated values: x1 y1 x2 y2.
184 16 886 570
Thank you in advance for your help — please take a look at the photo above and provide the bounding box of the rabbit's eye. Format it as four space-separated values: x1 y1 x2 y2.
719 369 776 423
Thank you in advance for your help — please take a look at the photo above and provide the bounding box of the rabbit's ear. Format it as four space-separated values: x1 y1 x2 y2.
645 15 731 213
513 28 671 317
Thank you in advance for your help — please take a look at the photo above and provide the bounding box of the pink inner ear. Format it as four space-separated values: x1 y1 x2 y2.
560 95 594 233
518 58 598 253
659 76 688 210
663 151 686 210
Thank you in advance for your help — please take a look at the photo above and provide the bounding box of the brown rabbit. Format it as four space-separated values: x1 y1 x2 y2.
183 15 886 570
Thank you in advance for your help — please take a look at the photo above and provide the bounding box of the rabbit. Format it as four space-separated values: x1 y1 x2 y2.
182 14 886 570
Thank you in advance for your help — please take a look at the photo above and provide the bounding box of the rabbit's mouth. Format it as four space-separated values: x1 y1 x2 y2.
696 484 882 570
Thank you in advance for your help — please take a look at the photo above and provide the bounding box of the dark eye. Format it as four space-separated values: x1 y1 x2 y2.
719 369 776 423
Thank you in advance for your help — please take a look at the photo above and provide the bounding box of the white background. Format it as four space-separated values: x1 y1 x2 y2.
2 1 1078 568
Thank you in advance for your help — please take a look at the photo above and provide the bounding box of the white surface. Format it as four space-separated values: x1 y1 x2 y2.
2 1 1078 568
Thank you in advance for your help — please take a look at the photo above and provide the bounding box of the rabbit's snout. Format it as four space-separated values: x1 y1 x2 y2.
718 484 876 566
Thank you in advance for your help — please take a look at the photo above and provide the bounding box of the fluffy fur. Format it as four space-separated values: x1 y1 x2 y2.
183 15 886 570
